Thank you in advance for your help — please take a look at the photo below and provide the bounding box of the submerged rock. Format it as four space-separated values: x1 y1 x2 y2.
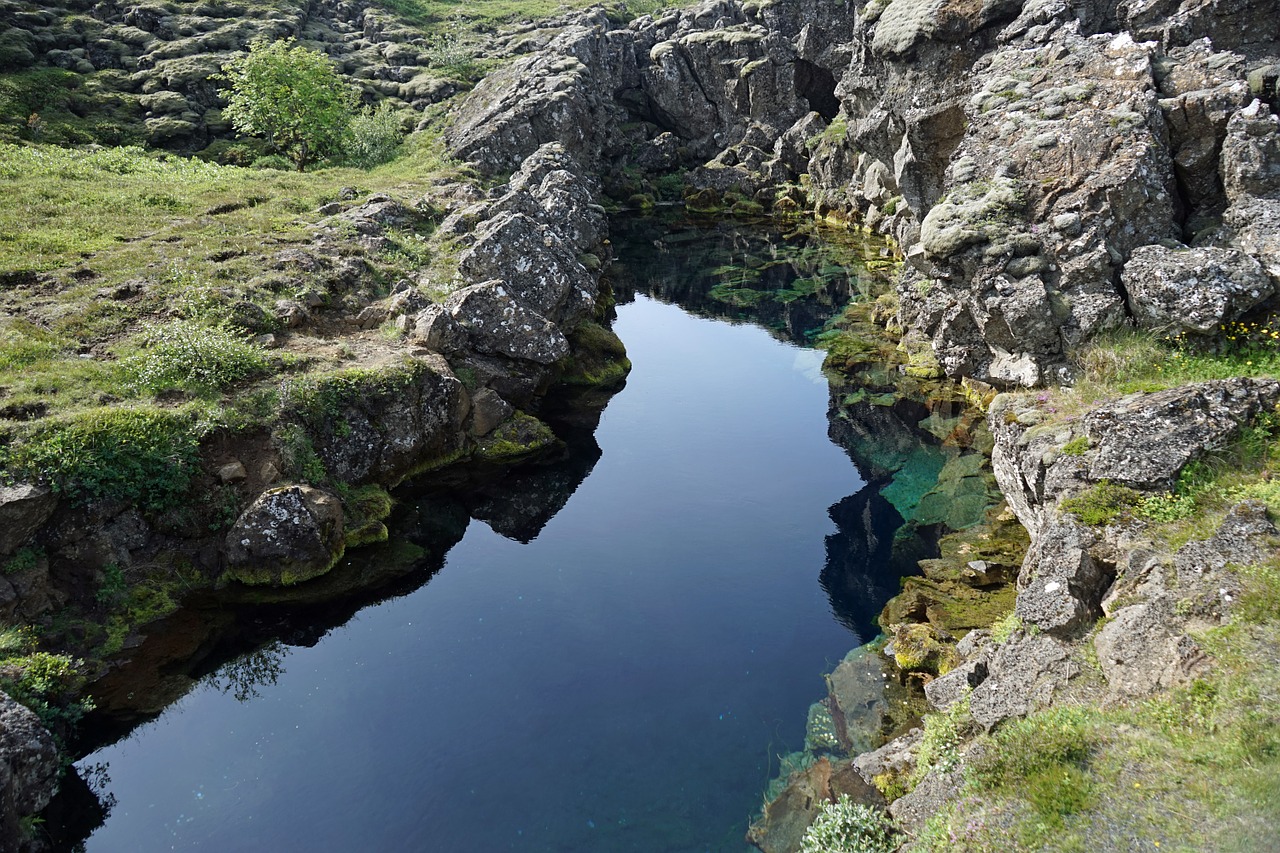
746 756 884 853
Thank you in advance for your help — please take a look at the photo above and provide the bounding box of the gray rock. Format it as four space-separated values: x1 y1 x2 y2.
1014 518 1106 637
224 485 345 586
217 461 247 483
0 690 58 839
1085 378 1280 491
0 484 56 556
1094 595 1192 697
409 304 467 354
1123 245 1274 334
888 768 964 834
297 355 469 486
924 657 988 710
446 282 570 365
469 388 514 436
852 728 922 782
969 632 1076 730
456 212 594 322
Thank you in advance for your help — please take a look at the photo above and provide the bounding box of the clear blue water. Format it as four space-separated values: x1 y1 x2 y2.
74 272 900 851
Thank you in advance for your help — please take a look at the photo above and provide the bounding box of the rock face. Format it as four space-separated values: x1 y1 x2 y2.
987 378 1280 636
0 691 59 848
442 0 1280 387
0 485 57 556
223 485 345 586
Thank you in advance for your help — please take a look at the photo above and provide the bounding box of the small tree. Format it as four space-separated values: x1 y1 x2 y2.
220 38 355 171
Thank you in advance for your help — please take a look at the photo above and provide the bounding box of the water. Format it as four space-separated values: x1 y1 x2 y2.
71 228 914 852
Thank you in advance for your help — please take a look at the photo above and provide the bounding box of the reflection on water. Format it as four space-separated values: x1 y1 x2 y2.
54 218 962 853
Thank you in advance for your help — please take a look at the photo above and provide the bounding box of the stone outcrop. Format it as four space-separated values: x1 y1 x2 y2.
441 0 1280 387
0 692 58 850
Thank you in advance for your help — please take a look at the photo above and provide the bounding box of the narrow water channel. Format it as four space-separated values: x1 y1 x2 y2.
71 225 912 852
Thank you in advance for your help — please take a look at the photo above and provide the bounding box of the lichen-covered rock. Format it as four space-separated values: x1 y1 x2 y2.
1123 244 1274 334
456 211 596 322
445 282 571 365
290 355 470 486
888 767 964 834
1083 378 1280 491
1014 518 1107 636
409 304 467 354
0 691 58 846
0 484 57 556
968 632 1076 730
224 485 345 586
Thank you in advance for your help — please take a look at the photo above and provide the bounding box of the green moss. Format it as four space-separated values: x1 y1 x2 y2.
558 321 631 387
890 622 959 675
475 411 559 463
1060 480 1143 527
337 483 395 548
1060 435 1090 456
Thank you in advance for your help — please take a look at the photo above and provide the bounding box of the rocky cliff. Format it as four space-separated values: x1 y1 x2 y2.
2 0 1279 846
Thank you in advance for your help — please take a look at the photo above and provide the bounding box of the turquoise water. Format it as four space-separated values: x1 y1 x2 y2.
69 229 914 852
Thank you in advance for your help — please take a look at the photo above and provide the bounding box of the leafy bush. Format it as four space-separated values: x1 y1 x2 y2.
0 407 201 509
0 650 93 732
800 795 898 853
251 153 295 171
123 320 271 395
345 102 404 169
221 38 356 171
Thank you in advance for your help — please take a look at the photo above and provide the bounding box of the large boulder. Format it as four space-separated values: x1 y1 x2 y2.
288 355 469 487
1123 245 1274 334
445 282 571 365
456 212 596 322
224 485 345 586
0 691 59 848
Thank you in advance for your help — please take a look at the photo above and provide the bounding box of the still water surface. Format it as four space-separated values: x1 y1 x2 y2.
80 279 894 851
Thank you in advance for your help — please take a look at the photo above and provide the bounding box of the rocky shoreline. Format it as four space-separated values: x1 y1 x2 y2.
1 0 1279 847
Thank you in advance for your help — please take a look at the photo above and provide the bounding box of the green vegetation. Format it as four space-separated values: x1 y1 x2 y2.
800 794 899 853
0 628 92 734
220 38 358 172
0 406 202 509
122 320 274 396
1060 479 1143 526
1059 435 1089 456
912 695 972 784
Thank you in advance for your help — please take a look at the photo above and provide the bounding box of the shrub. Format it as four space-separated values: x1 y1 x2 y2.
800 795 898 853
123 320 270 395
251 153 294 171
345 102 404 169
